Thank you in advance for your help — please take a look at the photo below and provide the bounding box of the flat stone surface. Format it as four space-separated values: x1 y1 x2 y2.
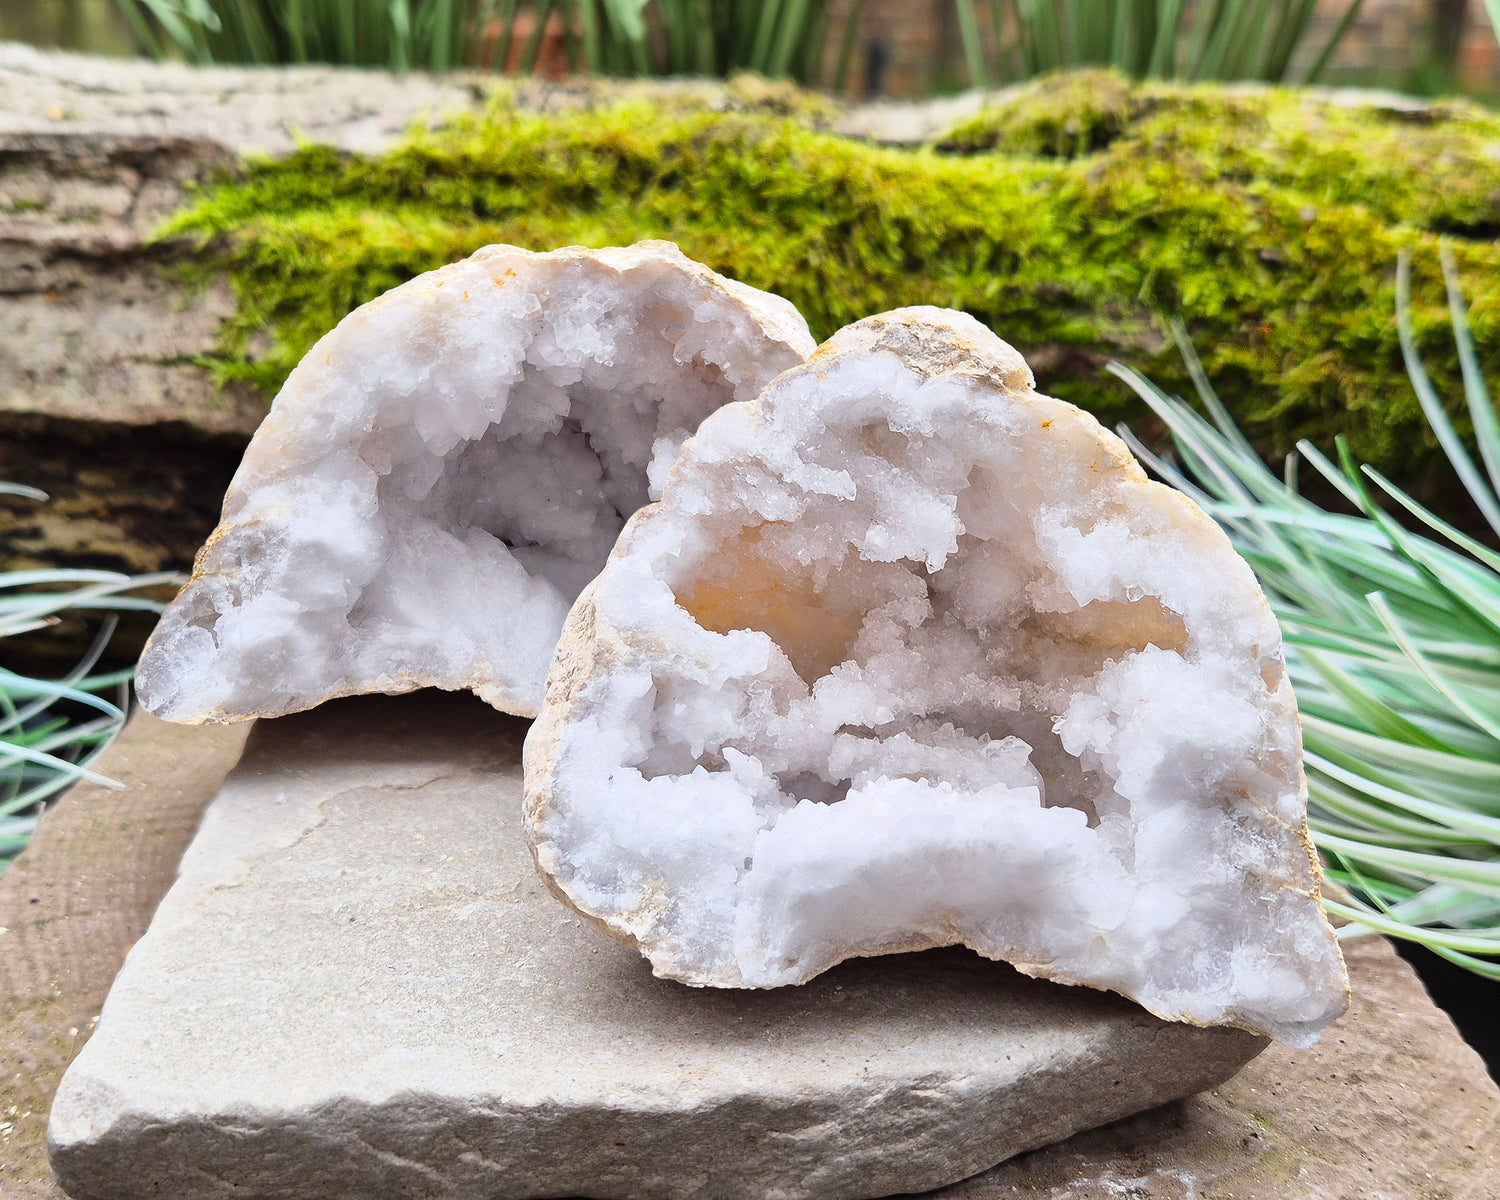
48 693 1265 1200
2 695 1495 1198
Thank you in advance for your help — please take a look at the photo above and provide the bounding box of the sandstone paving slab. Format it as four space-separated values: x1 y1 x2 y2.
8 695 1498 1200
945 926 1500 1199
47 693 1267 1200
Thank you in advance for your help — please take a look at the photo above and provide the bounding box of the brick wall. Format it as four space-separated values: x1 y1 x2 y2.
818 0 963 98
845 0 1500 97
1295 0 1500 91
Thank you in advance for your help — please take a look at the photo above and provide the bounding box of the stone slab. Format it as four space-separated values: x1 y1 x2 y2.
4 698 1497 1199
47 693 1266 1200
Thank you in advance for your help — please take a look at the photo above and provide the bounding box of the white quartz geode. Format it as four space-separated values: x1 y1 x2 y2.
136 241 814 722
524 307 1350 1047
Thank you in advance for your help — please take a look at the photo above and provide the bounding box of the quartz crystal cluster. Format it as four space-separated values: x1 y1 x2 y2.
524 308 1350 1047
138 238 1346 1048
136 242 814 722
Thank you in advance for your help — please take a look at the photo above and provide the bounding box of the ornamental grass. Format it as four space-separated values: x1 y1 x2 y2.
1117 249 1500 978
0 486 175 872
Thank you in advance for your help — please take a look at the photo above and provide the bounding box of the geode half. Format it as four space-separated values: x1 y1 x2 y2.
136 241 814 722
523 307 1349 1047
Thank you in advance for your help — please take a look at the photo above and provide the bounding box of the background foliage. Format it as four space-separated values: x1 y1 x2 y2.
115 0 862 82
113 0 1359 86
954 0 1366 86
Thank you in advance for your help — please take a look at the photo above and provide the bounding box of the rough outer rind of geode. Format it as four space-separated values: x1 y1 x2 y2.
136 241 814 723
523 306 1350 1048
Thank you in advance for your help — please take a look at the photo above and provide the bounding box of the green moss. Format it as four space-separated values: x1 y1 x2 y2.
938 69 1500 236
936 69 1140 157
162 74 1500 503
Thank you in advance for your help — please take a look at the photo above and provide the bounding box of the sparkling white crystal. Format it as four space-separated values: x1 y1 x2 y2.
524 307 1349 1047
136 241 814 722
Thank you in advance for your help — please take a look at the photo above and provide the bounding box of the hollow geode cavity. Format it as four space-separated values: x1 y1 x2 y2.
136 241 814 723
524 307 1350 1047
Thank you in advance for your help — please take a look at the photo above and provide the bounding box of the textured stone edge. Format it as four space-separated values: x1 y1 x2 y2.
0 712 250 1199
47 1023 1263 1200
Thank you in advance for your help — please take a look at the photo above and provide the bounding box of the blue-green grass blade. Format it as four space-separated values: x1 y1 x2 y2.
1438 243 1500 500
1301 714 1500 788
1170 319 1264 461
1367 591 1500 744
1297 676 1481 743
1307 776 1500 845
0 677 125 733
0 618 126 737
1319 441 1500 636
1395 250 1500 536
1385 883 1500 928
1305 734 1500 817
0 739 120 791
0 585 178 632
1306 808 1490 851
1316 833 1500 900
1427 943 1500 979
1308 754 1500 842
0 569 150 589
1110 365 1261 504
1361 464 1500 578
1114 425 1212 503
1297 646 1459 751
1294 438 1364 509
1302 677 1490 743
1322 867 1416 906
0 767 107 818
1322 899 1500 955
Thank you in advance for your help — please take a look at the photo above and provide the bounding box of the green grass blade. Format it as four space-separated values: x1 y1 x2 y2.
1438 242 1500 502
1395 249 1500 537
1322 899 1500 956
1368 592 1500 744
1302 0 1366 83
956 0 988 87
1316 832 1500 899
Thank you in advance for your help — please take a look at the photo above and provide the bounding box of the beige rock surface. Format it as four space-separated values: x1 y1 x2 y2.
0 698 1494 1198
47 692 1264 1200
0 42 484 436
